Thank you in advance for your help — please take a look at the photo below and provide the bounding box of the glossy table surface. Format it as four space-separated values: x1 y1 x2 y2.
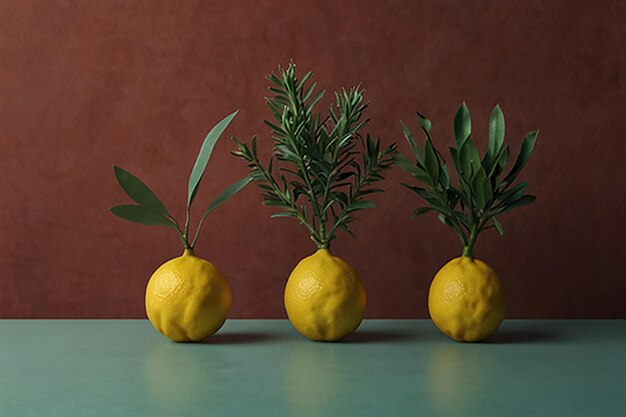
1 320 624 417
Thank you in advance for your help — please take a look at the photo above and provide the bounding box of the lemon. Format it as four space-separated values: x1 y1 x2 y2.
284 249 366 341
428 257 506 342
145 249 232 342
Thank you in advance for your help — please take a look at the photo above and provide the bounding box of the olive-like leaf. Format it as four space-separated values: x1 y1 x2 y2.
424 140 440 185
453 102 471 148
503 130 539 186
113 166 169 216
400 119 424 166
459 137 481 181
488 104 505 160
472 168 492 210
416 111 432 135
110 205 176 228
395 154 431 184
200 176 252 219
411 206 437 218
492 217 504 235
188 110 239 206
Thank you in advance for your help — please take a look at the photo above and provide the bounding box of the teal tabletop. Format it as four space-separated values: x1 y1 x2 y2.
0 320 624 416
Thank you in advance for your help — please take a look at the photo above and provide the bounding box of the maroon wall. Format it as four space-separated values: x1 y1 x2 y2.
1 0 625 318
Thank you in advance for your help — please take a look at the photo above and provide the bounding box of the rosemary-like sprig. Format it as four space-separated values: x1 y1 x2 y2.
232 63 396 249
396 103 539 258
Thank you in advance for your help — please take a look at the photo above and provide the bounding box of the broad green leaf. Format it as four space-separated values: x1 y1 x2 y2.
487 104 505 159
459 137 481 181
199 177 252 220
503 130 539 186
110 205 176 228
492 217 504 235
453 102 471 147
449 147 462 174
400 119 423 165
497 181 528 204
411 207 436 218
437 151 450 189
348 200 376 212
424 140 440 185
188 110 239 206
395 154 431 184
113 166 169 216
416 111 432 134
437 213 455 228
471 168 492 210
507 194 536 210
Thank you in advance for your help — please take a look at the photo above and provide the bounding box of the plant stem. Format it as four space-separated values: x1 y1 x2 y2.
462 216 488 258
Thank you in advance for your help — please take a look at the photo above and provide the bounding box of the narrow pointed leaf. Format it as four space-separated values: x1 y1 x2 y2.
411 206 436 218
199 176 252 220
459 137 481 181
400 119 422 163
395 154 431 184
416 111 432 134
488 104 505 159
492 217 505 235
424 140 439 184
188 110 239 206
503 130 539 186
113 166 169 216
110 205 176 228
453 102 471 147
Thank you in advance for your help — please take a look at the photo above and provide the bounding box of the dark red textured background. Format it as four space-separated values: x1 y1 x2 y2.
1 0 625 319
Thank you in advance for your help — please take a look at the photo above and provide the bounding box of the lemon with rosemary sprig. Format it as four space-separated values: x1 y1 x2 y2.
233 63 396 341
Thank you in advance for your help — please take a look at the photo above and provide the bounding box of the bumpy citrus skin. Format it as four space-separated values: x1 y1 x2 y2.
428 257 506 342
285 249 366 341
145 250 232 342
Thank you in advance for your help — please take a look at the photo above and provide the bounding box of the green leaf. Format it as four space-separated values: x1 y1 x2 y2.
437 213 455 228
424 140 440 185
188 110 239 206
492 217 504 235
411 207 436 218
400 119 423 165
459 136 481 180
497 181 528 204
348 200 376 212
395 154 431 184
503 130 539 186
416 111 432 134
507 194 536 210
110 205 176 227
113 166 169 216
471 168 492 210
200 176 252 219
453 102 471 148
271 212 296 219
487 104 505 160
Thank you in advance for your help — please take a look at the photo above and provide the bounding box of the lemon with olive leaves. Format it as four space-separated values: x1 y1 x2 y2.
233 63 395 341
111 112 250 342
397 103 538 342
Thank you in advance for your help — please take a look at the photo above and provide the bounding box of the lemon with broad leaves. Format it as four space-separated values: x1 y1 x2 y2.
110 111 250 342
145 249 232 342
285 249 366 341
397 103 539 342
428 257 506 342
